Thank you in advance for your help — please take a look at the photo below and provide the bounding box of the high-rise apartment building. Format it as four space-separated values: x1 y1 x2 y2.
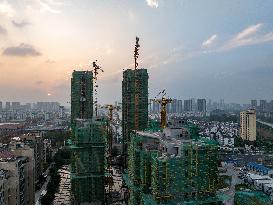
70 119 106 204
152 100 160 114
240 109 256 141
251 100 257 108
171 99 178 113
122 69 149 167
5 102 10 110
70 69 106 204
260 100 266 111
178 100 183 113
71 71 93 127
197 99 206 112
36 102 60 112
220 99 225 110
11 102 20 110
0 101 2 111
184 99 193 112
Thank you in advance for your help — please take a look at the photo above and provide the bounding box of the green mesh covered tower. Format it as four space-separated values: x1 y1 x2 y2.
122 69 149 168
71 71 93 128
125 121 221 205
70 119 106 204
70 70 106 204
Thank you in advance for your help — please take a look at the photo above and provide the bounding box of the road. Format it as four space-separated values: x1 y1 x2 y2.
35 164 52 205
222 164 243 205
257 119 273 128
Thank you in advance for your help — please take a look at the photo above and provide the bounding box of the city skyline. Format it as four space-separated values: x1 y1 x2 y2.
1 0 273 104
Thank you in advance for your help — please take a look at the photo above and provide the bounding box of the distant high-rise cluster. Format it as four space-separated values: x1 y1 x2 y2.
0 100 66 122
150 98 207 114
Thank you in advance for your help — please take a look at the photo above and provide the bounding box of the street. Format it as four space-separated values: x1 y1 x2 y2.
35 164 52 205
222 164 243 205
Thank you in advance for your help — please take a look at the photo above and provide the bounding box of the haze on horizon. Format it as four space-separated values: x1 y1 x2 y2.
0 0 273 105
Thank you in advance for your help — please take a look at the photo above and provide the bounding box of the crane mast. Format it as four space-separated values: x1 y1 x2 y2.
153 90 172 129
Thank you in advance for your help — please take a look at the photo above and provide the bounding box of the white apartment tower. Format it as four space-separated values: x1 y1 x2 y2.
240 109 256 141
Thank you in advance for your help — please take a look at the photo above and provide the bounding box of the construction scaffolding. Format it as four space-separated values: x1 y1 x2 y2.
122 68 149 168
71 71 93 128
125 122 221 205
70 118 107 204
70 69 107 204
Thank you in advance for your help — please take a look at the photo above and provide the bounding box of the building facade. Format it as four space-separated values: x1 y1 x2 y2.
70 119 106 204
251 100 257 108
240 109 256 141
184 99 193 112
122 69 149 168
197 99 206 113
71 71 93 127
126 120 220 204
0 152 33 205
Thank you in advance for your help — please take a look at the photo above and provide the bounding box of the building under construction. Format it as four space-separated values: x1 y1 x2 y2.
71 71 93 128
124 119 221 205
70 118 107 204
70 70 106 204
122 69 149 168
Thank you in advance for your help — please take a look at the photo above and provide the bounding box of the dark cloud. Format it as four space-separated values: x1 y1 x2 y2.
0 25 7 35
45 59 56 64
35 80 44 85
12 20 31 28
3 43 41 57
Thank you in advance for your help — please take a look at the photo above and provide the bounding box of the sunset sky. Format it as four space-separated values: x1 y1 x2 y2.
0 0 273 105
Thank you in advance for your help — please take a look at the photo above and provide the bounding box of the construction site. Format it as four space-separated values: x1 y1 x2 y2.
124 118 221 205
67 37 222 205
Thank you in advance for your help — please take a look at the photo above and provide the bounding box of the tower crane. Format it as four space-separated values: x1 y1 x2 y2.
92 60 104 117
153 90 172 129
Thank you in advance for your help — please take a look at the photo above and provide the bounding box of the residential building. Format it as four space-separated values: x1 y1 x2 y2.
9 140 35 205
70 69 106 204
260 100 266 111
0 152 33 205
20 133 44 184
251 100 257 108
171 99 178 113
126 119 220 204
11 102 20 110
71 71 93 127
5 102 10 111
70 118 107 204
36 102 60 112
184 99 193 112
178 100 183 113
240 109 256 141
122 69 149 168
197 99 206 112
0 169 9 205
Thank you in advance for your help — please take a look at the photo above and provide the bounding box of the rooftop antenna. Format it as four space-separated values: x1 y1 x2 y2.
92 60 104 117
